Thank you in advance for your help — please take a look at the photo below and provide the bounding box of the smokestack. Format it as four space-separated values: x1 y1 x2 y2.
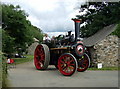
72 18 82 42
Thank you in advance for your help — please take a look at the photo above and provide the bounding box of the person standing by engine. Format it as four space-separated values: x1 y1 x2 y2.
51 36 57 47
43 34 51 43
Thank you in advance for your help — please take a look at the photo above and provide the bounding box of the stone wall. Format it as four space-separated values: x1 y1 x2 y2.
93 35 119 67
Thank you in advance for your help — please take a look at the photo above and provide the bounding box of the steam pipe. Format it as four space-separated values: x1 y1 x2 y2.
72 18 82 42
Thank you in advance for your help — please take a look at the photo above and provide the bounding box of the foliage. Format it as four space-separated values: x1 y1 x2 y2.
77 2 120 37
2 4 43 55
2 29 15 54
29 26 43 44
88 67 118 70
0 29 2 51
0 51 2 88
112 22 120 38
2 54 8 87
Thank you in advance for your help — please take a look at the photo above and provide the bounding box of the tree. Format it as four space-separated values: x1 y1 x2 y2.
77 1 120 37
2 4 43 54
2 29 15 54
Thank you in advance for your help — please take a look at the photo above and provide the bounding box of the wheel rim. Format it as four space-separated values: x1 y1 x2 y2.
77 53 90 72
58 53 77 76
34 45 45 69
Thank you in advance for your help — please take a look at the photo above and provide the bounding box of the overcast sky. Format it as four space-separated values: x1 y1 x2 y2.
2 0 87 37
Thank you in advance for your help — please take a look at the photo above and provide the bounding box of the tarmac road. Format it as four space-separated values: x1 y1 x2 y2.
7 61 118 87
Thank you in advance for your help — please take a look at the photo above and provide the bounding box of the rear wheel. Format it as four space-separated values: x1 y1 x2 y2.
58 53 77 76
34 44 50 70
77 53 90 72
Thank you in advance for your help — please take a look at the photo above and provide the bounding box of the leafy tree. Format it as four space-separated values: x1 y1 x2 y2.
2 4 43 54
77 1 120 37
29 25 43 43
0 29 2 51
2 29 15 54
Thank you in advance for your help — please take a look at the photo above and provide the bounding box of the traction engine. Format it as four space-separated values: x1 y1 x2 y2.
34 18 90 76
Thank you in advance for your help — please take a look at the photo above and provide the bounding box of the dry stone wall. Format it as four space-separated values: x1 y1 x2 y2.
93 35 119 67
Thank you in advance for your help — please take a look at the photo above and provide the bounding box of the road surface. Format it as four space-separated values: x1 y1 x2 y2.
7 61 118 87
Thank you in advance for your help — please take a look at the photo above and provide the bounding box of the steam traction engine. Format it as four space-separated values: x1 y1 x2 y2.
34 18 90 76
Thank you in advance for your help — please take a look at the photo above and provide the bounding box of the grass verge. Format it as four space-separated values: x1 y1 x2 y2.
13 55 34 64
88 67 118 71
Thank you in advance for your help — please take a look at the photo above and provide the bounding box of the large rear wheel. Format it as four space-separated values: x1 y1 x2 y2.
58 53 77 76
34 44 50 70
77 53 90 72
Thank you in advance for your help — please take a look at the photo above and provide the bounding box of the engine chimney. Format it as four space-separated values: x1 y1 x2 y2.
72 18 82 42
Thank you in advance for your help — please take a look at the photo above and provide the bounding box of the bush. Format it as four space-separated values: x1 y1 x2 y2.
2 54 8 87
112 22 120 38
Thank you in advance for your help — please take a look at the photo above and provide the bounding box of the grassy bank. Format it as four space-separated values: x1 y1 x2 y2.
88 67 118 71
13 55 34 65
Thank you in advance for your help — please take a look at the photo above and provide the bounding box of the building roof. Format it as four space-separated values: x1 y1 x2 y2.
33 38 39 42
83 24 118 47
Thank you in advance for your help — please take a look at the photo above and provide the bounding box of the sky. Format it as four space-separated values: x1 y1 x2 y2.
2 0 87 37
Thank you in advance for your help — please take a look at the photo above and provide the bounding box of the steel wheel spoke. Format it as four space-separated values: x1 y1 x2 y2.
69 63 75 66
60 59 65 64
67 59 74 64
77 53 90 72
58 53 77 76
64 67 68 72
69 66 74 71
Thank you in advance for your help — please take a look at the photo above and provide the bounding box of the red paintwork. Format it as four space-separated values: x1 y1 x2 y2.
58 54 76 76
77 54 89 72
7 59 14 64
76 45 84 55
34 45 45 69
72 19 82 23
77 41 83 44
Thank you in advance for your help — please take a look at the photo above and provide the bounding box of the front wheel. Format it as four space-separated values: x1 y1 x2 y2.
77 53 90 72
58 53 77 76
